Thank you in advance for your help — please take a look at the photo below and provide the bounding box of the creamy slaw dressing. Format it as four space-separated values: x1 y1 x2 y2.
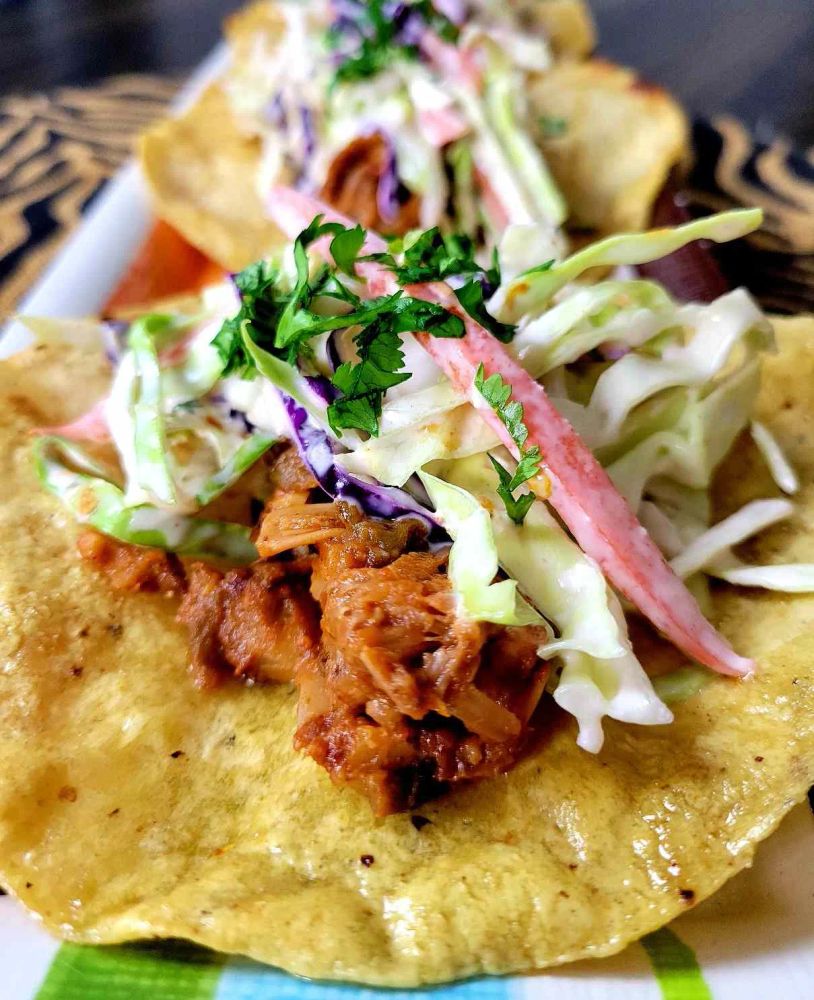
31 200 810 753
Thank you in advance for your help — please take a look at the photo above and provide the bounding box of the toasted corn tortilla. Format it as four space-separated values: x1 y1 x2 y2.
0 320 813 987
524 0 597 59
530 59 690 232
139 84 284 271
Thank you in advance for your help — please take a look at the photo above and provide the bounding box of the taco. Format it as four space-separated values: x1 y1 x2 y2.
1 196 812 985
140 0 687 271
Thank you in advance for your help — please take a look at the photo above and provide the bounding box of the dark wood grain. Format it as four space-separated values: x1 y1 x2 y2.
0 0 810 147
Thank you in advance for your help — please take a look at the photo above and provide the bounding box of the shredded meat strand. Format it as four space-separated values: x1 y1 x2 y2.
295 511 550 814
177 558 320 689
320 134 421 235
78 531 185 596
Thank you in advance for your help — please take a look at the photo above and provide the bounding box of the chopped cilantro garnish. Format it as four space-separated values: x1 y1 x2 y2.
488 455 537 525
391 228 481 284
330 224 366 276
328 296 464 437
475 363 542 524
385 228 517 342
214 216 466 437
329 321 410 437
212 261 283 377
453 279 516 343
328 0 459 86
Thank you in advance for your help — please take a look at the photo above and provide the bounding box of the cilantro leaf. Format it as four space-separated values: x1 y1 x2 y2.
327 296 464 437
391 297 465 339
275 217 370 359
211 315 245 374
326 394 381 437
388 228 516 342
475 364 542 524
510 446 542 492
475 364 533 452
392 228 481 284
212 261 283 376
454 280 516 343
328 320 410 437
488 455 536 526
330 225 366 276
329 0 459 86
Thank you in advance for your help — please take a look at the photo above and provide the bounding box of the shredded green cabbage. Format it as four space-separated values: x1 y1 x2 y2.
126 315 180 506
34 437 257 563
750 420 799 495
440 456 671 751
509 279 676 378
418 470 544 627
492 209 764 322
670 498 794 579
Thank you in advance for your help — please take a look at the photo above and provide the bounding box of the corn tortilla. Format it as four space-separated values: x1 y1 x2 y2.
0 318 812 985
530 59 690 232
139 84 284 271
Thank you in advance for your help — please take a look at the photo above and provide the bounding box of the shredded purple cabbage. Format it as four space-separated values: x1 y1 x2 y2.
265 92 288 131
305 374 339 403
281 392 443 536
377 134 401 224
300 106 316 161
100 320 129 365
393 6 427 46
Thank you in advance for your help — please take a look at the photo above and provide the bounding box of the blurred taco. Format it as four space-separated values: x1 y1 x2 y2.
0 202 812 985
140 0 687 270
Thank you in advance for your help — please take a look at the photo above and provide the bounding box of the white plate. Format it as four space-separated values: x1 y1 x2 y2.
0 44 229 359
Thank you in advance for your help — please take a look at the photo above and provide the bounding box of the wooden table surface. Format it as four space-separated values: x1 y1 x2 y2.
0 0 811 147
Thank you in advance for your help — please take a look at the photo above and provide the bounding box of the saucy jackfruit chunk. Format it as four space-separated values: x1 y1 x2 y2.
320 133 421 235
80 447 551 813
293 510 550 814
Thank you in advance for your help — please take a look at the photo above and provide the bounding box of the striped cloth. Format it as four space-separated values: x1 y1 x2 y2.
0 75 175 316
2 800 813 1000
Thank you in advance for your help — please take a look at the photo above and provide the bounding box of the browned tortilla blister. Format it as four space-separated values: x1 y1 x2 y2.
0 319 812 986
